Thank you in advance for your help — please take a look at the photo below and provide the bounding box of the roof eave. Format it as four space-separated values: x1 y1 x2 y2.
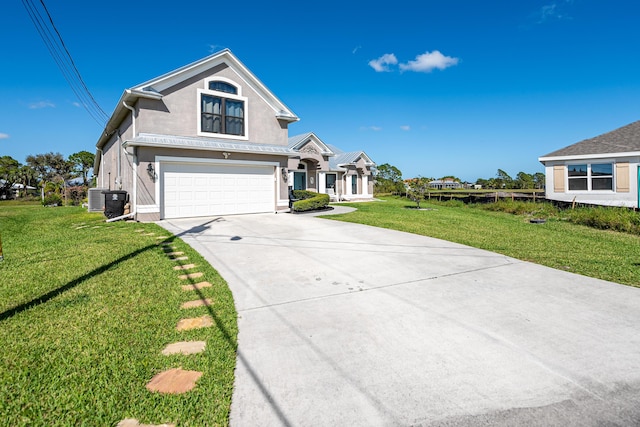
539 151 640 163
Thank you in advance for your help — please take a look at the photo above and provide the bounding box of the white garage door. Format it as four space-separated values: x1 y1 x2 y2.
162 162 275 219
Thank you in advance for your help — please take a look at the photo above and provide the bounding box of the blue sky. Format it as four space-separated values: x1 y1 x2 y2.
2 0 640 182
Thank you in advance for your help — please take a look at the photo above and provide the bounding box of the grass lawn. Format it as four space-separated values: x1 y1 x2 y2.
0 203 237 426
324 196 640 288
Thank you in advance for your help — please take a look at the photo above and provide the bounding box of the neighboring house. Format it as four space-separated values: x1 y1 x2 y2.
539 120 640 207
429 178 462 189
94 49 375 221
287 133 375 200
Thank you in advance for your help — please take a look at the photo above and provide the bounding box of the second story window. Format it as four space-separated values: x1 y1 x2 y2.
198 79 247 138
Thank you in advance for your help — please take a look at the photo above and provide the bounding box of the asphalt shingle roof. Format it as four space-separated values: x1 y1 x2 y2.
542 120 640 158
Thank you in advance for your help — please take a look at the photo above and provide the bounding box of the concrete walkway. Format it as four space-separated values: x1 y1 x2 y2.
159 211 640 426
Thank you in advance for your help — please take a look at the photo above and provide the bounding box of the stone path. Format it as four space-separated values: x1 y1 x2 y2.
120 232 216 426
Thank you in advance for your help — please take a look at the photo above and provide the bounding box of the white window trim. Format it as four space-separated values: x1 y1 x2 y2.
197 77 249 140
566 161 615 193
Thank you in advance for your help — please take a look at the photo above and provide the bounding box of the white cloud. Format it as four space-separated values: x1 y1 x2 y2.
534 1 574 24
399 50 459 73
360 126 382 131
29 100 55 109
368 53 398 72
0 133 9 139
400 125 411 131
352 45 362 54
72 101 82 108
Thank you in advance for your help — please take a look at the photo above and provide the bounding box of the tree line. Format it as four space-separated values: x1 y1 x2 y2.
374 163 546 194
0 151 94 205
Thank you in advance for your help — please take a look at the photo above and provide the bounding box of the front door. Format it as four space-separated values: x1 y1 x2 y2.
351 175 358 194
294 172 306 190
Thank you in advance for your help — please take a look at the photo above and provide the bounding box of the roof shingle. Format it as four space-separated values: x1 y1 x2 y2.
542 120 640 158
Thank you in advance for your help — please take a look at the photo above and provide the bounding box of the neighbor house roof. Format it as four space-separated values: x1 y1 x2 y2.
326 144 375 171
540 120 640 161
288 132 335 156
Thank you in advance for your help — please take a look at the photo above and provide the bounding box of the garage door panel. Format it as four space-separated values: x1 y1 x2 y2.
162 163 275 219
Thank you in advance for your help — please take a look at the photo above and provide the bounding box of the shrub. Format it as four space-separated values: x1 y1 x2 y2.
564 206 640 235
42 194 62 206
292 191 330 212
65 186 87 206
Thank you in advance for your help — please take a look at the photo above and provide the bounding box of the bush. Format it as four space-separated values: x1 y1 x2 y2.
65 186 88 206
42 194 62 206
565 206 640 234
292 190 330 212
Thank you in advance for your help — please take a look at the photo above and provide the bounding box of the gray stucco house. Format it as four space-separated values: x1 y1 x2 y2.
538 120 640 207
94 49 375 221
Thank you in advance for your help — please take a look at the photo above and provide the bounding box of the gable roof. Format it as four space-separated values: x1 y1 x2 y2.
327 144 375 171
288 132 334 156
95 49 299 152
540 120 640 161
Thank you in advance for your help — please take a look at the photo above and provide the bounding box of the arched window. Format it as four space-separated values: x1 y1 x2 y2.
199 78 246 137
208 81 237 94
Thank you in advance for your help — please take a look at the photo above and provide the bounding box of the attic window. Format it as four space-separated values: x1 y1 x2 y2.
198 78 247 139
209 81 237 94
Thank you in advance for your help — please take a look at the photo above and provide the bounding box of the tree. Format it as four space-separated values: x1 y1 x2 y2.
18 165 36 198
374 163 404 194
496 169 513 189
406 177 430 209
533 172 545 189
69 151 95 186
515 172 534 189
26 152 72 201
0 156 21 199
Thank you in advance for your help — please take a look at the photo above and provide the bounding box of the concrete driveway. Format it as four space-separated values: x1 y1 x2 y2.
160 209 640 426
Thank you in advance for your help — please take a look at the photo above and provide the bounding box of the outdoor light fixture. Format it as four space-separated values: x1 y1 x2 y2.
147 163 156 181
281 167 288 182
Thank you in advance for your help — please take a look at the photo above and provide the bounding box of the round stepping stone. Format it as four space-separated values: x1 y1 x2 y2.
181 281 212 291
173 264 196 271
176 315 213 331
161 341 206 355
170 256 189 261
165 251 184 256
117 419 175 427
145 368 203 394
178 272 203 280
180 298 213 309
155 236 169 239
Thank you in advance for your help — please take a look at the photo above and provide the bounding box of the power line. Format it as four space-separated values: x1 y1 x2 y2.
21 0 110 127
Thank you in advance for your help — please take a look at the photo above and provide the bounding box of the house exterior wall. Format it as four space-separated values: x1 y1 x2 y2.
136 64 288 146
543 156 639 208
98 114 135 193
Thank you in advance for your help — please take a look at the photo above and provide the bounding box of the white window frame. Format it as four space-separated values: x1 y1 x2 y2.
566 162 614 192
197 77 249 141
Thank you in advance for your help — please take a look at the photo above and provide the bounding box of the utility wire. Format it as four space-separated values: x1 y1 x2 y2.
21 0 110 127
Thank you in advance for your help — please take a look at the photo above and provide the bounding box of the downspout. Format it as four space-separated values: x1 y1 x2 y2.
122 101 137 218
122 101 136 191
131 145 137 220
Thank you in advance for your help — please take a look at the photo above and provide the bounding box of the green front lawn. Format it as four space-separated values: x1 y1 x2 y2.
0 203 237 426
324 196 640 287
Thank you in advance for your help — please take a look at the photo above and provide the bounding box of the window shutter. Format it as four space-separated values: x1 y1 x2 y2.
615 163 630 192
553 165 565 193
